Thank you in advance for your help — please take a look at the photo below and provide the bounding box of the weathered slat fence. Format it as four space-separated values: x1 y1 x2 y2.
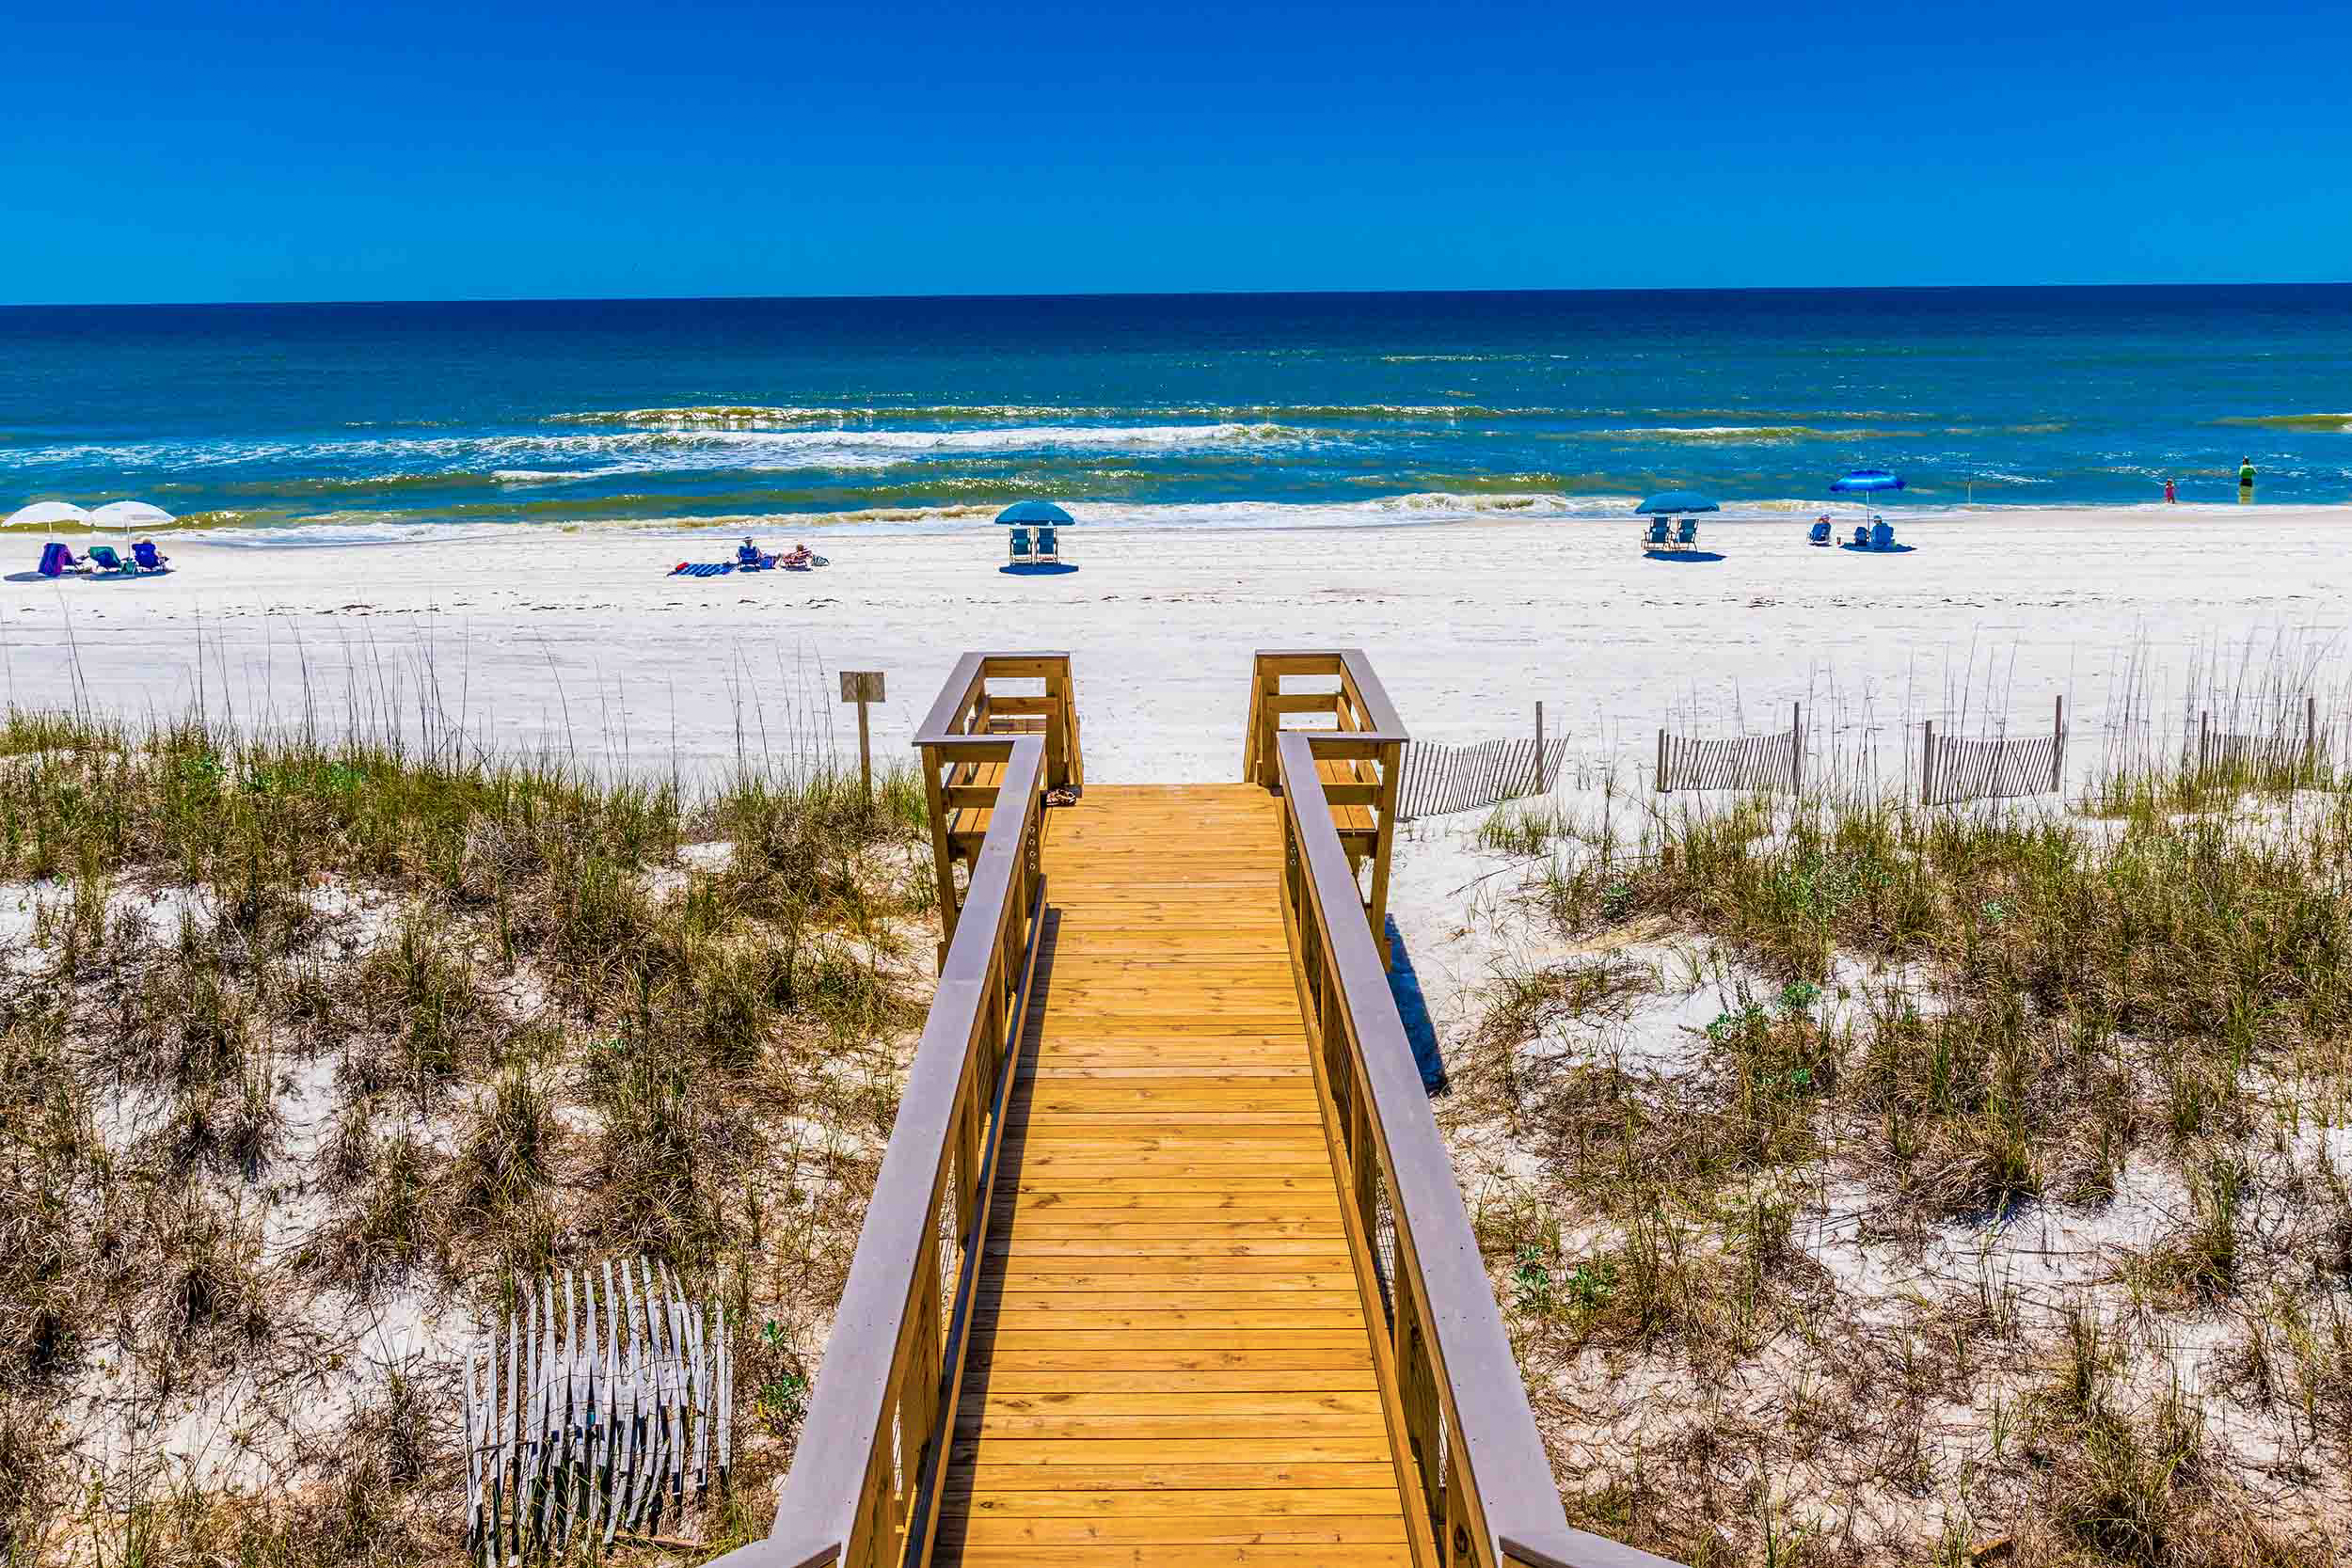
1921 696 2068 804
1396 735 1570 821
462 1259 732 1562
1657 703 1804 794
2194 697 2325 782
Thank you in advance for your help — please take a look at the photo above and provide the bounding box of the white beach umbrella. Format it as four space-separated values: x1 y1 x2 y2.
89 499 175 536
5 500 93 539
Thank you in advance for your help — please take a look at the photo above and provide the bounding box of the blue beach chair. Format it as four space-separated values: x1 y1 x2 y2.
1009 527 1033 563
1852 523 1870 547
37 542 82 578
1035 524 1059 562
1675 518 1699 549
1643 519 1671 550
86 546 136 576
133 539 168 572
1807 518 1832 546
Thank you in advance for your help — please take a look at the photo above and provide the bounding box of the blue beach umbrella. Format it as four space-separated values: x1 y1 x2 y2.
1829 468 1903 524
995 500 1073 526
1634 491 1720 515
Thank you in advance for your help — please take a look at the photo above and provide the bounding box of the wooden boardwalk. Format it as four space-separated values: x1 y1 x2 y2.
935 784 1421 1567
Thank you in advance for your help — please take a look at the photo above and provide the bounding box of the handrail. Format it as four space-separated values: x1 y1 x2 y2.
1247 648 1407 964
713 734 1049 1568
1276 729 1685 1568
1245 646 1406 785
916 652 1079 954
914 649 1081 789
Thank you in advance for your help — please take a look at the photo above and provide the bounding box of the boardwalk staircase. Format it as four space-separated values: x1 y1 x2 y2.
713 653 1681 1568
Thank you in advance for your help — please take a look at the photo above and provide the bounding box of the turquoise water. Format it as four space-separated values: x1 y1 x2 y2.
4 285 2349 539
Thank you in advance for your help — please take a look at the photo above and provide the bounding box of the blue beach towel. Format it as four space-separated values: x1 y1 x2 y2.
669 562 736 578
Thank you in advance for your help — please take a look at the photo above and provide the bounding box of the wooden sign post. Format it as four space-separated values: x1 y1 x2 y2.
840 671 885 802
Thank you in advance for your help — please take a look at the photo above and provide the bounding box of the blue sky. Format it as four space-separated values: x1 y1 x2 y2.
7 0 2349 303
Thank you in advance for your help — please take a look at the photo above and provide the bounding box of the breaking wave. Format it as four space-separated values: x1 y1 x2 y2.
1565 425 1931 443
2210 412 2352 432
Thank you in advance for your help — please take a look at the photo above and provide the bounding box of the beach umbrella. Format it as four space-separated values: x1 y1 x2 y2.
1634 491 1720 515
1829 468 1903 523
89 500 174 535
995 500 1073 526
6 501 92 540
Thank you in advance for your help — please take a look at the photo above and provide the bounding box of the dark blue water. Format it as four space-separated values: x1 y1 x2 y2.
4 285 2348 539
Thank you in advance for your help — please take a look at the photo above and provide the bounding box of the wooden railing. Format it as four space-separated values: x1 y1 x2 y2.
1245 649 1406 960
914 652 1079 951
717 731 1048 1568
1275 725 1685 1568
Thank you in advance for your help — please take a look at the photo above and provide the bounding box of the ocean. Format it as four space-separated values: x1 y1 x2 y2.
4 285 2349 541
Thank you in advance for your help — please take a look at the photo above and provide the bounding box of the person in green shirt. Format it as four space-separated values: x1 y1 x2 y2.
2240 457 2257 493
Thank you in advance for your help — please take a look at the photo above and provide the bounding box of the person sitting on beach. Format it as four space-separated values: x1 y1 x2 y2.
737 535 764 567
781 540 814 568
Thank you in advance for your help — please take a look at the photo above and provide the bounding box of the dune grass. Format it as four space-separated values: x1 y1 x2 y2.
0 705 933 1563
1454 756 2352 1565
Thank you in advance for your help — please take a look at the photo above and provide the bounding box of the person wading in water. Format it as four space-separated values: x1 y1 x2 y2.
2239 457 2257 501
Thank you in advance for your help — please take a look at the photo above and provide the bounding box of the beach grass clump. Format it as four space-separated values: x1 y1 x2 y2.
0 703 936 1563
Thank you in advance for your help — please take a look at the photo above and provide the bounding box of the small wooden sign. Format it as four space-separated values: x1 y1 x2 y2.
840 671 885 802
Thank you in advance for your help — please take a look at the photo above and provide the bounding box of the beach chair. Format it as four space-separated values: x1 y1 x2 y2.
1035 524 1059 563
1807 519 1831 546
86 546 136 576
1852 524 1870 547
36 542 82 578
1674 518 1699 550
132 539 168 572
1643 519 1671 550
1870 519 1895 550
1009 527 1033 563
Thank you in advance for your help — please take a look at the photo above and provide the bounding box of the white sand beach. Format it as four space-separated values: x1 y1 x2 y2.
8 507 2346 784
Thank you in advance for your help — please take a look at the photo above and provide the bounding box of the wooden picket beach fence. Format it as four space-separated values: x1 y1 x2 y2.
1921 697 2068 805
1656 704 1804 794
2193 697 2325 783
1395 735 1569 822
463 1260 732 1562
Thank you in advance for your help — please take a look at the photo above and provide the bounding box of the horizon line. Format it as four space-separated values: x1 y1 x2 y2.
6 277 2352 312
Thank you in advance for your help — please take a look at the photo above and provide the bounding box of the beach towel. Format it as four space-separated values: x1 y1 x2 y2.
669 562 736 578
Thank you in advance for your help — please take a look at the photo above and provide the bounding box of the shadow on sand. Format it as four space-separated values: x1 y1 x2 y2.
1383 915 1449 1095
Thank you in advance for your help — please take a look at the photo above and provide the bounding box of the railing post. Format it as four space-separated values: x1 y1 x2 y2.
1370 737 1401 967
1921 720 1934 805
1655 728 1667 793
2053 693 2067 794
1789 700 1803 795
